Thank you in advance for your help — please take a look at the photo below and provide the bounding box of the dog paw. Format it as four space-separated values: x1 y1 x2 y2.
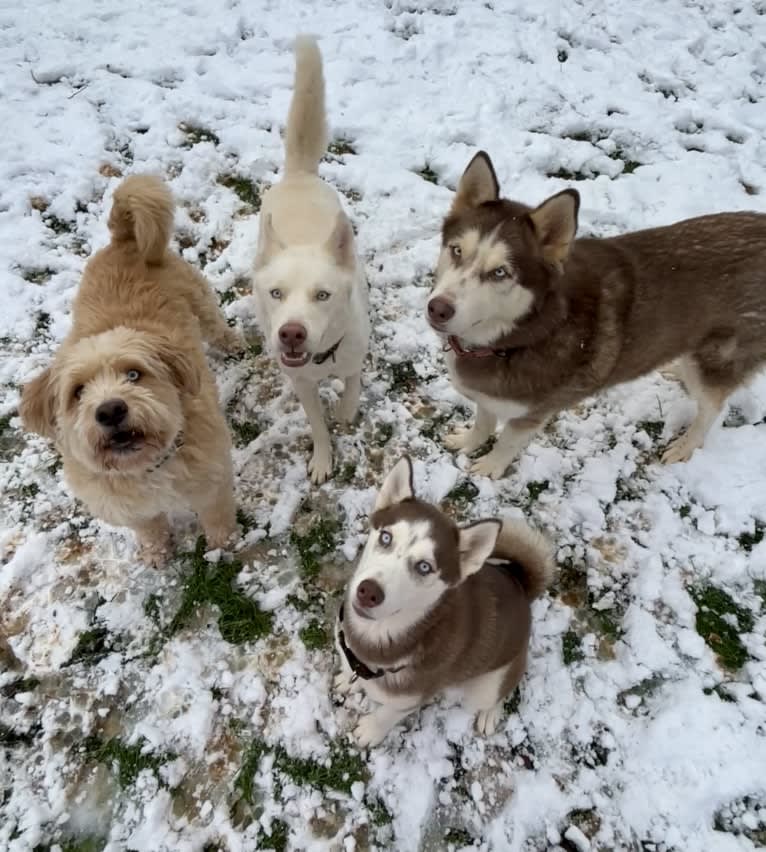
309 450 333 485
204 524 237 550
444 426 474 452
353 714 388 749
469 451 510 480
334 670 358 696
661 433 699 465
475 704 503 735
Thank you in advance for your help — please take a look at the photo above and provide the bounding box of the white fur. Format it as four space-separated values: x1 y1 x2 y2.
430 236 534 347
252 37 370 484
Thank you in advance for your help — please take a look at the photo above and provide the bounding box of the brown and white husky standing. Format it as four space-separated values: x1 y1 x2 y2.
427 151 766 479
334 456 554 747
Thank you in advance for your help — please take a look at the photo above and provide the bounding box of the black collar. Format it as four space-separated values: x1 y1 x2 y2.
312 336 344 365
337 603 406 682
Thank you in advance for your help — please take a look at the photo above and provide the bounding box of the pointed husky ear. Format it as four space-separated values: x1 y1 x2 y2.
458 519 501 580
527 189 579 272
374 456 414 511
451 151 500 214
19 366 58 440
255 214 286 268
324 212 355 269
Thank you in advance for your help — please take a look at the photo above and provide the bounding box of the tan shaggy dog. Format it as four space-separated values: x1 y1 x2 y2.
20 175 243 565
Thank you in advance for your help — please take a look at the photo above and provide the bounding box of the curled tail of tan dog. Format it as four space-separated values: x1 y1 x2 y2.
494 518 556 600
284 35 328 176
108 175 174 264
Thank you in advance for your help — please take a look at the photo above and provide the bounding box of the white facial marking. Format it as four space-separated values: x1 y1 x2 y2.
431 229 534 346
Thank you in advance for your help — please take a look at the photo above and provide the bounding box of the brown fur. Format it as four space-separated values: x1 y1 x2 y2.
439 151 766 467
19 175 244 564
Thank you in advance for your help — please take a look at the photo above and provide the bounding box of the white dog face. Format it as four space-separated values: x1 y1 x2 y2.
253 213 357 369
20 327 197 474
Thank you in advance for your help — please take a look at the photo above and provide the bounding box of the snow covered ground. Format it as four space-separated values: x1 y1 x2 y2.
2 0 766 849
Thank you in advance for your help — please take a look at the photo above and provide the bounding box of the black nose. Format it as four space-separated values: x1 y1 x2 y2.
95 398 128 427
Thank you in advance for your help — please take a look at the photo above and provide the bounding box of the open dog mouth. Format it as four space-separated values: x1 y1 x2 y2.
105 429 146 453
280 350 312 368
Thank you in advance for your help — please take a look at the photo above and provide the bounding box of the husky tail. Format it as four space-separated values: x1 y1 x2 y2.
284 35 328 176
108 175 174 265
493 519 556 600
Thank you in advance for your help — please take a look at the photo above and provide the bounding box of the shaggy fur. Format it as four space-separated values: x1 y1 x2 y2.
20 175 243 565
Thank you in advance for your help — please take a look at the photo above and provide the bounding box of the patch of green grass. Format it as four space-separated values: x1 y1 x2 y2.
236 507 257 535
591 608 622 641
217 174 261 211
503 686 521 716
562 629 584 665
327 139 356 156
738 520 764 552
34 837 106 852
445 479 479 507
21 267 56 285
291 518 339 579
637 419 664 440
416 163 439 184
34 311 52 335
389 359 418 391
420 412 450 442
0 722 41 747
703 683 736 703
618 674 665 709
679 504 692 518
336 462 356 484
755 580 766 610
179 122 220 147
65 626 113 667
615 477 643 502
84 736 175 789
367 797 393 826
168 537 273 644
548 167 588 181
43 214 75 234
230 419 261 447
236 738 367 802
609 149 641 174
373 422 394 446
691 584 754 671
299 618 329 650
527 479 549 501
143 593 162 627
260 819 289 852
444 827 474 846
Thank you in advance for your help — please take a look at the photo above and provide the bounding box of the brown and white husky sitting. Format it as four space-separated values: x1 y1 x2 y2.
427 151 766 479
334 456 554 747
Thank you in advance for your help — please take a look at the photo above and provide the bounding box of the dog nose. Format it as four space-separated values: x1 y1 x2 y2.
95 398 128 427
427 297 455 324
278 322 307 349
356 579 385 608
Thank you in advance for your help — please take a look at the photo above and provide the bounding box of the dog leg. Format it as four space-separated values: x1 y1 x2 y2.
195 480 238 550
293 378 333 484
444 404 496 453
353 699 421 748
470 417 540 479
466 648 527 735
188 267 246 354
132 515 173 567
335 371 361 424
662 361 730 464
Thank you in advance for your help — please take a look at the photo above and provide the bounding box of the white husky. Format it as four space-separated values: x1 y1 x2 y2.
253 36 370 484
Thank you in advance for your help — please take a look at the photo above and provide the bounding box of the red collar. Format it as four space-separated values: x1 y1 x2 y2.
444 335 515 359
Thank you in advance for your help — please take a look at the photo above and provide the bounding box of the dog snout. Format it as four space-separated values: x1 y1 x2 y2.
427 296 455 325
95 398 128 428
278 322 307 349
356 579 385 608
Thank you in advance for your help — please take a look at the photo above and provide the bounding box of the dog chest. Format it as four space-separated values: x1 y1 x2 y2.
447 355 530 421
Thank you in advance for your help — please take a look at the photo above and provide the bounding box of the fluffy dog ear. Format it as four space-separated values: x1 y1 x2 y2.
374 456 414 511
458 519 502 580
324 212 355 269
452 151 500 214
527 189 580 272
255 214 286 268
19 367 57 439
154 336 201 395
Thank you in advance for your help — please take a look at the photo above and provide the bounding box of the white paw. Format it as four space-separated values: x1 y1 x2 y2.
353 713 388 748
661 434 699 465
334 670 358 696
444 426 481 452
469 451 511 480
308 450 333 484
475 704 503 735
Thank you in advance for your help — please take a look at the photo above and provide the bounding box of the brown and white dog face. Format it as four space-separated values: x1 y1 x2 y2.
20 326 199 475
427 151 580 347
348 457 500 625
